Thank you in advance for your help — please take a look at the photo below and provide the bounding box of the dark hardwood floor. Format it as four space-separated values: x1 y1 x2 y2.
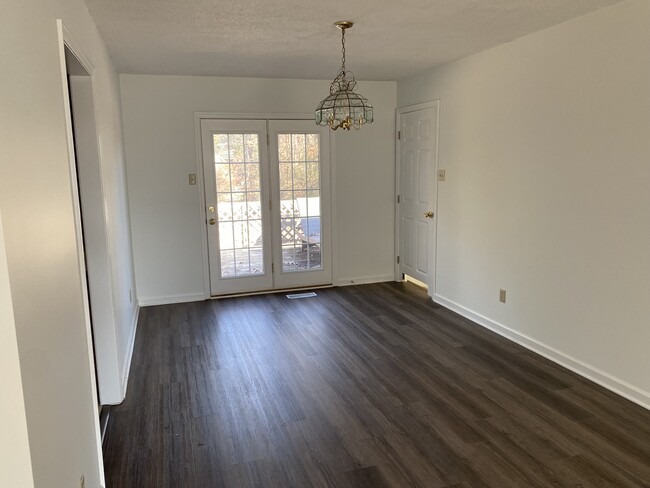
103 282 650 487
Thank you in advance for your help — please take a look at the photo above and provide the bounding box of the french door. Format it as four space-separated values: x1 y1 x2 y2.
200 118 332 295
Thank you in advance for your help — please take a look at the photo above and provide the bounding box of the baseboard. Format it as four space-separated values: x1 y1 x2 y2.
335 274 395 287
138 292 206 306
433 293 650 411
119 305 140 401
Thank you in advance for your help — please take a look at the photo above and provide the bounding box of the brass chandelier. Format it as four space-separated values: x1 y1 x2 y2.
315 21 374 131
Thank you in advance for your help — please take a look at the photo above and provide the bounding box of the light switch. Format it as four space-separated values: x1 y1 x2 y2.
437 169 446 182
188 173 197 185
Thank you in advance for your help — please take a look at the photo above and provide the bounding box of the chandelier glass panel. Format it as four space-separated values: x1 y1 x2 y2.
315 21 373 131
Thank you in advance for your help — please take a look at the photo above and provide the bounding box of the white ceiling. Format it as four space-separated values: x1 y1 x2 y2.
84 0 622 81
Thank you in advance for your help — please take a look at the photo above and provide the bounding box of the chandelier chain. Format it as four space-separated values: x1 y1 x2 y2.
341 28 346 74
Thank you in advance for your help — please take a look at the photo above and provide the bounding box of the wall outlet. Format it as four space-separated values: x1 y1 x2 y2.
437 169 446 181
499 289 507 303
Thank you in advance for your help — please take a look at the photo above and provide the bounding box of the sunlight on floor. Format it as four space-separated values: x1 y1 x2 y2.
404 274 428 290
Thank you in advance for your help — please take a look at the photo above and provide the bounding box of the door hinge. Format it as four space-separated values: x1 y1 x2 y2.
397 130 401 140
267 134 270 146
272 262 274 272
396 256 400 264
397 195 401 203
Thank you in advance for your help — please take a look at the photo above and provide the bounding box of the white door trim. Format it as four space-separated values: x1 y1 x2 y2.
195 112 316 121
56 19 105 487
394 100 440 297
194 112 335 297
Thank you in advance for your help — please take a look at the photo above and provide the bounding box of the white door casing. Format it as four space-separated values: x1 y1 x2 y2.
396 102 439 293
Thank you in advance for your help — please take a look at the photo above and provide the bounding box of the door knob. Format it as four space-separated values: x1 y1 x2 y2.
209 218 216 225
424 211 434 219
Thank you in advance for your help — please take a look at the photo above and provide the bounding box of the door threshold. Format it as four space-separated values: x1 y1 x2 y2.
210 284 333 300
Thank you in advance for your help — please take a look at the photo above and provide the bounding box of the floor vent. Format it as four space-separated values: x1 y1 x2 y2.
286 292 318 299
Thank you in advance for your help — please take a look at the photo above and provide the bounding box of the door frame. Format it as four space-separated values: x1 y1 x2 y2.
394 100 440 297
57 19 106 486
194 112 337 298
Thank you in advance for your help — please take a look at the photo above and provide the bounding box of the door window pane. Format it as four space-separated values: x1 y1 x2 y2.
220 250 235 277
217 193 233 221
277 133 322 272
291 134 306 161
306 134 319 161
306 163 320 189
279 163 292 190
230 163 246 192
214 134 229 163
246 192 262 220
278 134 291 162
218 222 234 250
214 133 264 278
215 164 231 193
228 134 244 162
292 162 307 189
244 134 259 162
245 164 260 191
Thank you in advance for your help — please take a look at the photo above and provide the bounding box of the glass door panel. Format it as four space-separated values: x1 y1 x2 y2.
277 133 322 272
214 133 264 278
201 119 272 295
269 120 332 289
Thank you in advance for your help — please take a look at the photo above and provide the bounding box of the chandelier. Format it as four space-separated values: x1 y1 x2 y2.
315 21 374 131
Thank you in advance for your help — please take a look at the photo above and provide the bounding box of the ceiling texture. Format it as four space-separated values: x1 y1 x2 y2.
84 0 622 81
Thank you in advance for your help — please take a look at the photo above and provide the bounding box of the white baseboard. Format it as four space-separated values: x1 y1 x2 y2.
433 293 650 411
138 292 206 307
119 305 140 402
335 274 395 287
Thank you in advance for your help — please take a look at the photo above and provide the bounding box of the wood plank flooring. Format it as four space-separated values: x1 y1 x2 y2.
103 282 650 487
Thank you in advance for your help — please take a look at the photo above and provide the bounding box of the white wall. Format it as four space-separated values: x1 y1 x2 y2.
398 0 650 407
0 0 137 485
0 213 35 488
120 75 396 304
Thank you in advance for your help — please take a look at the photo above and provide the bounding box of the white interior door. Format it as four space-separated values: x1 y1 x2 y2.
201 118 332 295
397 104 438 290
201 119 273 295
268 120 332 289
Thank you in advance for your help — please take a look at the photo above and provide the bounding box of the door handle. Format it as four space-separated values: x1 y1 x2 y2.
209 218 216 225
424 211 434 219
